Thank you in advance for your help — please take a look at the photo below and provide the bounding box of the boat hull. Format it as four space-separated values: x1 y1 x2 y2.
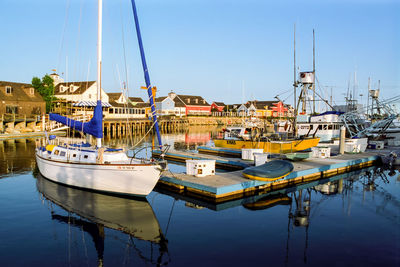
36 153 161 197
213 137 320 154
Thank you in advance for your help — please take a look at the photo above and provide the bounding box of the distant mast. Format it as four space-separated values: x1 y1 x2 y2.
96 0 103 148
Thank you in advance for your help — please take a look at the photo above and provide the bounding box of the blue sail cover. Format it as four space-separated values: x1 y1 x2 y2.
49 100 103 138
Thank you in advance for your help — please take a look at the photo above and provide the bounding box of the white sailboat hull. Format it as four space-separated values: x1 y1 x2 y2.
36 153 161 197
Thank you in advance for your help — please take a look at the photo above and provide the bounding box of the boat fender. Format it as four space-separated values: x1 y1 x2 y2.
45 145 56 152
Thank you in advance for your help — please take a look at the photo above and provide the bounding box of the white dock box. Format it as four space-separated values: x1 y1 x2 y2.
345 138 368 153
387 139 400 146
186 160 216 177
254 153 269 166
241 148 264 160
368 140 384 149
311 146 331 158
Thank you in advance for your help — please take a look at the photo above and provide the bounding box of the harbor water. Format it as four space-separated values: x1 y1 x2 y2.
0 127 399 266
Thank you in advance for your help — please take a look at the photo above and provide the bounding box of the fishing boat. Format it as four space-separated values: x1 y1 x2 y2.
35 0 166 197
296 111 344 142
213 132 320 154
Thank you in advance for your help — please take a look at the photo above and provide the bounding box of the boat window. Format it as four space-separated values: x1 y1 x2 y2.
72 154 76 157
323 125 328 130
54 150 60 155
318 125 322 130
328 125 333 130
84 155 89 159
60 151 66 157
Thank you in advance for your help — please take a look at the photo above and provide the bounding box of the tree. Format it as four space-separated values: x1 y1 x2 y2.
32 74 56 113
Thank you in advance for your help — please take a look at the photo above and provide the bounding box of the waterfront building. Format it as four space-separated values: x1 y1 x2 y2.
211 102 225 112
155 95 175 116
107 93 147 119
0 81 45 118
168 92 211 116
53 76 111 116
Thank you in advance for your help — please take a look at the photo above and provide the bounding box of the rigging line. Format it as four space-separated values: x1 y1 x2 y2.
119 0 130 95
130 120 156 150
57 0 71 73
73 0 85 81
119 0 136 149
164 199 176 237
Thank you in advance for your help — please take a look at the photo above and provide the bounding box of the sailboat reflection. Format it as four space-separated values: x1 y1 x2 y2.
36 176 169 266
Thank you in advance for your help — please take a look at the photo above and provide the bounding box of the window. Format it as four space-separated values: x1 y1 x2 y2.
89 94 92 99
6 106 18 114
84 155 88 159
54 150 60 155
195 99 198 104
5 86 12 94
109 108 114 114
30 88 35 95
60 151 66 157
328 125 333 130
73 154 77 157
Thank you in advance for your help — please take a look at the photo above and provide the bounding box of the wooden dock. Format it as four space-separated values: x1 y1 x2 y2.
155 149 380 203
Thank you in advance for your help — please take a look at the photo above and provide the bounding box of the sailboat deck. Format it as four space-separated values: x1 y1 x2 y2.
156 150 380 202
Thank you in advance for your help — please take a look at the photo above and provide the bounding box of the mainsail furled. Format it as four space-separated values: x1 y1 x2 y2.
49 100 103 138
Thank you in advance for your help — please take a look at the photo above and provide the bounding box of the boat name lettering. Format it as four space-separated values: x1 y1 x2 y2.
117 166 135 170
227 140 236 145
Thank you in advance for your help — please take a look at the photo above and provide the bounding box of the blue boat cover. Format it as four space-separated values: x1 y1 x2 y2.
243 160 294 181
312 111 344 117
49 100 103 138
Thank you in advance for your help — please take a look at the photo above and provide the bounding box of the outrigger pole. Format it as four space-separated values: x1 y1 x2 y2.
130 0 163 148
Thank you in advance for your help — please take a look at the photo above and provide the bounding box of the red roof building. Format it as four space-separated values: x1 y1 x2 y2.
211 102 225 112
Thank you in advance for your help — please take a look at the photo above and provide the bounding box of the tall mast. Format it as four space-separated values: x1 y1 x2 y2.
96 0 103 148
312 29 315 114
130 0 163 148
293 23 297 113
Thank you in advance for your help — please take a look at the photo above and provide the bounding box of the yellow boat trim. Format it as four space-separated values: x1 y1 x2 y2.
242 172 291 182
245 196 291 208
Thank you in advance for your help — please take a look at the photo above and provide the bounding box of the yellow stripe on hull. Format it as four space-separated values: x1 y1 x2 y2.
213 137 320 154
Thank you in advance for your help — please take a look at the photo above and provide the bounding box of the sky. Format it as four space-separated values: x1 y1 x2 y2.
0 0 399 112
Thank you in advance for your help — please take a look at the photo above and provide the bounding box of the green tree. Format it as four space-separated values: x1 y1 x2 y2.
32 74 56 113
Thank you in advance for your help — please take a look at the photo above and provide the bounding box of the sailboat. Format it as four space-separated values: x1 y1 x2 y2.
35 0 166 197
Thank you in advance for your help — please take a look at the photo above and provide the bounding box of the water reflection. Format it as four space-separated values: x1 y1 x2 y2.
0 139 36 178
36 176 169 266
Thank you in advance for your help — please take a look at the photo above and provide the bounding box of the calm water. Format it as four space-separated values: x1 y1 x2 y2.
0 129 399 267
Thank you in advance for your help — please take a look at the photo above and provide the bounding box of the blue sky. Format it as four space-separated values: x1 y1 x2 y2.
0 0 398 111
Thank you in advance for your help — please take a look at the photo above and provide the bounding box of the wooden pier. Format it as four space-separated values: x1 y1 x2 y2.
103 118 189 137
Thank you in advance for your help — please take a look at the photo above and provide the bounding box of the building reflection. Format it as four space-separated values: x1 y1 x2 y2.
36 176 169 266
0 139 36 177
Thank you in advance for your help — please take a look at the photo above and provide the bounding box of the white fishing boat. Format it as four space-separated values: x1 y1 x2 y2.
35 0 166 197
297 111 343 142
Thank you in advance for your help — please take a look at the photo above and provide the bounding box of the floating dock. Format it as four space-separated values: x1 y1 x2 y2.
154 148 380 203
152 150 251 170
